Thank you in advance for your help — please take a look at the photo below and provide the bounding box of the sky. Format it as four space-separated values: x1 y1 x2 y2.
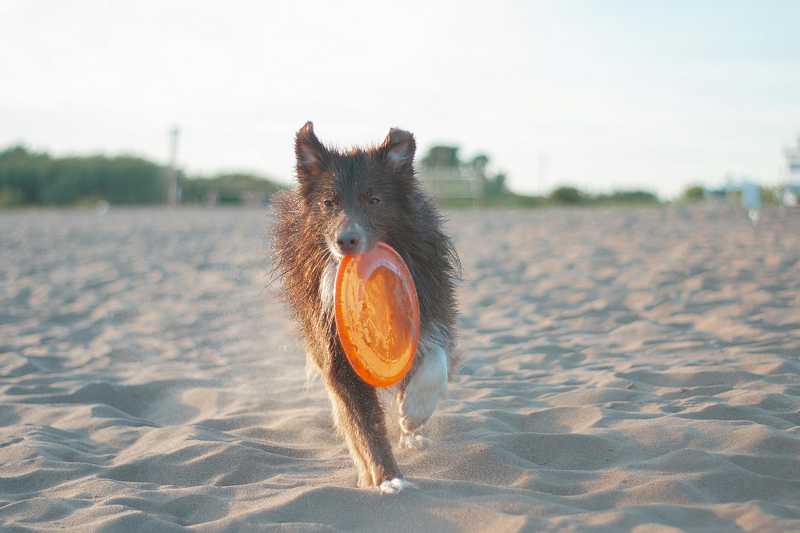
1 0 798 198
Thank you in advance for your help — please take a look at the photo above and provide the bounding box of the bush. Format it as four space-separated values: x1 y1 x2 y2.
179 173 283 205
680 185 706 202
549 186 585 205
595 190 660 205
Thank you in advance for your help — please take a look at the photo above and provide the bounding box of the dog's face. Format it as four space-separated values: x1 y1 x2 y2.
294 122 417 258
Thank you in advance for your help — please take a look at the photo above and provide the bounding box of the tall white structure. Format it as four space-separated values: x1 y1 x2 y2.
167 126 180 206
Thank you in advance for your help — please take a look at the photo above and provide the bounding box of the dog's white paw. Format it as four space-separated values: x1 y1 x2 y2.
398 342 448 433
399 432 431 450
378 477 415 495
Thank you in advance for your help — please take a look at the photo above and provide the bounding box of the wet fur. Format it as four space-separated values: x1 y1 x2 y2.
272 122 459 490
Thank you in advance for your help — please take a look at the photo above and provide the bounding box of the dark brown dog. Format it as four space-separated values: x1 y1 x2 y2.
272 122 459 493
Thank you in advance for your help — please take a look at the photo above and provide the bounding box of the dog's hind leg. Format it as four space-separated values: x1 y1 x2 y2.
323 346 407 493
397 339 448 450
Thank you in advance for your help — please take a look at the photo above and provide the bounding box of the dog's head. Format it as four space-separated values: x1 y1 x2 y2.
293 122 418 258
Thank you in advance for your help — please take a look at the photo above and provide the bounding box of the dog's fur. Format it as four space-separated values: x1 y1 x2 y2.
272 122 459 493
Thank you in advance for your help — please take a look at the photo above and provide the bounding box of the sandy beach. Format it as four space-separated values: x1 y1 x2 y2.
1 205 799 532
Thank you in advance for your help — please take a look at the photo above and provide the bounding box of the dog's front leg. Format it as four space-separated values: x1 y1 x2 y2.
323 347 408 493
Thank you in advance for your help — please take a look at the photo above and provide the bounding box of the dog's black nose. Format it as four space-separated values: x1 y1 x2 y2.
336 231 361 255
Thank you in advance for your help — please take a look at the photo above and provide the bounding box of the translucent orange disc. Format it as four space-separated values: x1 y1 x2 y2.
334 241 420 387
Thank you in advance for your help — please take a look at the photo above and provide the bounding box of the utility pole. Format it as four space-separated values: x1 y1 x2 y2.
537 152 549 189
167 126 180 206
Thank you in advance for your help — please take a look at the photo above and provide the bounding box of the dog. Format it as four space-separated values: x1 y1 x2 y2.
272 122 459 494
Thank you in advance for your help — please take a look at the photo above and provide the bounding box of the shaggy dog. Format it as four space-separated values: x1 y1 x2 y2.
272 122 459 493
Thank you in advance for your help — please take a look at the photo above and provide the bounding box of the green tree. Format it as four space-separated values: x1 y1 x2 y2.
0 144 287 207
680 184 706 202
549 186 585 205
420 146 460 168
0 146 50 204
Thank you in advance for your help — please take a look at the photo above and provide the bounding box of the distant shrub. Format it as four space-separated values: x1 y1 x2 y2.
545 186 660 207
760 187 780 205
507 193 546 207
680 185 706 202
595 190 660 205
179 173 284 205
549 186 585 205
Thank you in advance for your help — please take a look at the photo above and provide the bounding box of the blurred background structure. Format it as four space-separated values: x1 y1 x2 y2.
418 146 508 204
166 127 180 207
784 135 800 203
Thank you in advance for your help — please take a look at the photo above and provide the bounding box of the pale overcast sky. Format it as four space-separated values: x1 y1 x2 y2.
1 0 798 197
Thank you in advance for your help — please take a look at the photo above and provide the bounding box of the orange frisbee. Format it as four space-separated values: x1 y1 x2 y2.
334 241 420 387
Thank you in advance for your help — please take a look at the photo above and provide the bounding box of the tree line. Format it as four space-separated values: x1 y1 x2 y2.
0 145 283 207
2 143 669 208
420 145 660 208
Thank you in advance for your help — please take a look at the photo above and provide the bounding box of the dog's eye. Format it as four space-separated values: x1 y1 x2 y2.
322 199 334 209
369 196 381 205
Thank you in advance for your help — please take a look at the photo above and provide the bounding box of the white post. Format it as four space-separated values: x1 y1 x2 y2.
167 126 180 206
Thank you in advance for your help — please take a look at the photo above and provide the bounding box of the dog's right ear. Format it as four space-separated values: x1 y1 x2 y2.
295 121 327 180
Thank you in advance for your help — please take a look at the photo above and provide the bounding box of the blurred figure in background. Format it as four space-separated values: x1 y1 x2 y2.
741 181 761 225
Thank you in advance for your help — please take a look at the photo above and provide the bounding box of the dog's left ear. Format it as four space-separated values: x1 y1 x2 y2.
380 128 416 173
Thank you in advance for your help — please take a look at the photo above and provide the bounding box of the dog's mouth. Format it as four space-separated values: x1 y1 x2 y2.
327 239 375 260
326 239 343 261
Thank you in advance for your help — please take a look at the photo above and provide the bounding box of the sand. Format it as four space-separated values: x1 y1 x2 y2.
1 205 799 532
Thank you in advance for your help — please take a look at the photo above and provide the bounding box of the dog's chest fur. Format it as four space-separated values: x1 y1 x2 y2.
319 260 338 314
